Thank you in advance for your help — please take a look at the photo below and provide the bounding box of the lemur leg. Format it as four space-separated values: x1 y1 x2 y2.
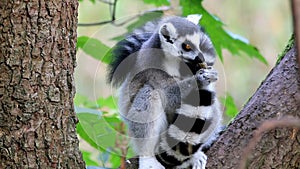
125 84 167 169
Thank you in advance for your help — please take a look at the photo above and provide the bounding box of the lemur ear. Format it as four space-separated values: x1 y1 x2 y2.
159 23 177 44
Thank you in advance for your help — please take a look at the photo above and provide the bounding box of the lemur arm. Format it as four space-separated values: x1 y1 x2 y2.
165 67 218 99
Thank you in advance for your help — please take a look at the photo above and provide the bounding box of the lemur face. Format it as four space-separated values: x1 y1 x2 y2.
174 33 205 63
158 18 214 65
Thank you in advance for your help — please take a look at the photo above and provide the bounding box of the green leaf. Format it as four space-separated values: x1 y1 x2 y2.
180 0 204 14
103 116 121 123
110 153 121 168
101 48 114 64
97 96 118 110
74 94 97 108
78 0 96 4
180 0 267 64
76 107 132 168
74 94 88 106
77 121 100 150
76 111 131 159
77 36 111 64
77 112 117 150
143 0 170 6
82 151 99 166
220 94 239 118
126 146 135 159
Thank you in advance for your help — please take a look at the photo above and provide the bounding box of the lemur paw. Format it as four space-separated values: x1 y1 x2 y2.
191 151 207 169
139 157 165 169
196 68 218 86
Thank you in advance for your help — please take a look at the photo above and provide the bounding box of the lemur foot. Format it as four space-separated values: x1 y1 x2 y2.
191 151 207 169
139 157 165 169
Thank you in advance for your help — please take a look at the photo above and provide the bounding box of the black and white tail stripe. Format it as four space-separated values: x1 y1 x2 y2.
107 33 152 87
156 88 216 167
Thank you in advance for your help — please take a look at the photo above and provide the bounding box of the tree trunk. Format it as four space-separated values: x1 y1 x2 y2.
0 1 85 168
206 45 300 168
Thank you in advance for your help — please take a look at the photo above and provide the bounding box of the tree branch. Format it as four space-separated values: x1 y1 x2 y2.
238 117 300 169
206 45 300 168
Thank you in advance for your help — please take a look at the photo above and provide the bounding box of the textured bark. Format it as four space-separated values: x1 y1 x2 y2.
206 45 300 169
0 0 85 168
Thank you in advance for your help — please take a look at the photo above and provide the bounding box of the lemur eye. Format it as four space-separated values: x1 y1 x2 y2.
182 43 192 51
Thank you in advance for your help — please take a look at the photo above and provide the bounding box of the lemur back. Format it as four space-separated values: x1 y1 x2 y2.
107 16 222 169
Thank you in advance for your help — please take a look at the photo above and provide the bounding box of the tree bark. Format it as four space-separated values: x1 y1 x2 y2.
206 45 300 169
0 0 85 168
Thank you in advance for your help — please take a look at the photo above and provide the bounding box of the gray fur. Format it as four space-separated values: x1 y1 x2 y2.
108 16 222 169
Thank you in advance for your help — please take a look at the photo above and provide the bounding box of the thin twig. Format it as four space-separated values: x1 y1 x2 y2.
112 6 171 27
111 0 117 21
78 0 117 27
98 0 114 5
238 117 300 169
78 1 171 27
291 0 300 68
115 122 129 169
77 20 113 26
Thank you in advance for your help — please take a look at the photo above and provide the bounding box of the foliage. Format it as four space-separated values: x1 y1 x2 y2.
180 0 267 63
77 36 111 64
82 151 100 166
143 0 170 6
220 94 239 119
75 94 134 168
77 0 266 168
78 0 96 4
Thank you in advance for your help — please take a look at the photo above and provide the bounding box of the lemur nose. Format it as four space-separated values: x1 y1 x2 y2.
196 52 205 63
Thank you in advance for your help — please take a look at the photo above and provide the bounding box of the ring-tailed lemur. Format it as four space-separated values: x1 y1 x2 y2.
107 15 222 169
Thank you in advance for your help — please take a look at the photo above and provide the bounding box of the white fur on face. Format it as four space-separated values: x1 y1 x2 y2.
186 33 201 51
200 33 216 65
179 32 201 61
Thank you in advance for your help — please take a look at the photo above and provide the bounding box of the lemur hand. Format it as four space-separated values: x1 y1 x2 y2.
195 67 218 86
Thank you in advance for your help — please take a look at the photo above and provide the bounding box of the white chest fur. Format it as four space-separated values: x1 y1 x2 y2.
162 56 180 77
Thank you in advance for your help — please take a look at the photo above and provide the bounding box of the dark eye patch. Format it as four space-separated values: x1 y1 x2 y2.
182 43 192 51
